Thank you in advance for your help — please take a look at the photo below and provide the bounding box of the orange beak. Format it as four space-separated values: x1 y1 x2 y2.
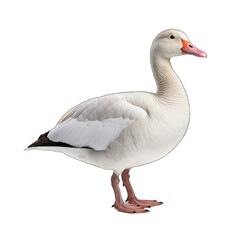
181 39 207 58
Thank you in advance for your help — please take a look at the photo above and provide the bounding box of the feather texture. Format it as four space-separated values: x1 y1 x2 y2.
48 94 147 150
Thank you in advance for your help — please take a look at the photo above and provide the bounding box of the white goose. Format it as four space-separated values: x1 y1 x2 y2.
28 29 207 213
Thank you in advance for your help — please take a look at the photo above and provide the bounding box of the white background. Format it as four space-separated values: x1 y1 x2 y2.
0 0 239 239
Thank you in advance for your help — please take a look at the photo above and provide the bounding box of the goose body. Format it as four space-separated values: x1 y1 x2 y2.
28 29 206 213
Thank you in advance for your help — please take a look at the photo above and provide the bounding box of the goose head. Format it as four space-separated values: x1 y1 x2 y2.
151 29 207 59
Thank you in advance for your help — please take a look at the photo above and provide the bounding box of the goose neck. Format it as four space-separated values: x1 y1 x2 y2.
150 55 186 100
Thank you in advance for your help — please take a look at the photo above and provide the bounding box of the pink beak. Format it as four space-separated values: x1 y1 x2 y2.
181 39 207 58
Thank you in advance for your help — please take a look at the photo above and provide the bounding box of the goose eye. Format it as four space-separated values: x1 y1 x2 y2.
170 35 175 39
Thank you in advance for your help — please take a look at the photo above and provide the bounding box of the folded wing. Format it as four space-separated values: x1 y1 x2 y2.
47 94 147 150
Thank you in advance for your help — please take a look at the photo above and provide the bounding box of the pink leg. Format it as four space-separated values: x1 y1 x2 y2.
111 172 149 214
121 169 163 208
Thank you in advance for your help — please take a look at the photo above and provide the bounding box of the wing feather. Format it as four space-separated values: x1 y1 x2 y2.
48 94 147 150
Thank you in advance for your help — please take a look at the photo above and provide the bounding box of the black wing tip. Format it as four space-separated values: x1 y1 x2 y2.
27 131 74 148
28 131 48 148
28 131 94 149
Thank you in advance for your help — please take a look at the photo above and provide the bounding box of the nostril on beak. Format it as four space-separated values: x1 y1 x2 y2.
189 44 193 48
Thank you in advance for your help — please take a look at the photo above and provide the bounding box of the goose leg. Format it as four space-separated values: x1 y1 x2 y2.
111 172 149 214
121 169 163 208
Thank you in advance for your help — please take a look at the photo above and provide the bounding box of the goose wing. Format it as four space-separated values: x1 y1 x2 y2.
47 94 147 150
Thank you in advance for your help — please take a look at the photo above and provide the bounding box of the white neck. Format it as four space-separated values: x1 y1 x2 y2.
150 54 188 104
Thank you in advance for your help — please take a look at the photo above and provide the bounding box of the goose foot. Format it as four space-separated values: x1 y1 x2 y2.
111 172 149 214
126 198 163 208
122 169 163 209
112 202 149 214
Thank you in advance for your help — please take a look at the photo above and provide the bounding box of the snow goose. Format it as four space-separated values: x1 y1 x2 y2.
27 29 207 213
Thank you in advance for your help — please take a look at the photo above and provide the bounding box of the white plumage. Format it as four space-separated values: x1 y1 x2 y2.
27 29 206 213
49 116 134 150
48 94 147 150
